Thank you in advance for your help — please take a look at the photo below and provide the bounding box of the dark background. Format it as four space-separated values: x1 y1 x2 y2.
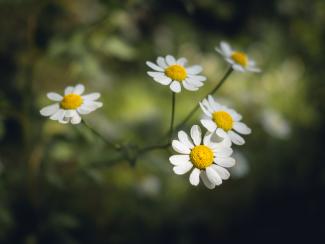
0 0 324 243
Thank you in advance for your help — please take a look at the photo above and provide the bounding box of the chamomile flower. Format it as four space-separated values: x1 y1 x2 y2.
200 95 251 145
146 55 206 93
40 84 103 124
215 41 261 73
170 125 235 189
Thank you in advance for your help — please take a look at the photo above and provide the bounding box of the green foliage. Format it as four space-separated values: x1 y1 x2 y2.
0 0 324 243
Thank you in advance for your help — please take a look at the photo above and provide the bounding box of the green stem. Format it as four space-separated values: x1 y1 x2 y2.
169 92 176 140
135 92 176 156
175 67 233 130
138 143 170 154
81 119 121 150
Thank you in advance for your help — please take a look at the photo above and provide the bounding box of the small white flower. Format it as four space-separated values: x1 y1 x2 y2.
40 84 103 124
215 41 261 73
170 125 235 189
146 55 207 93
200 95 251 145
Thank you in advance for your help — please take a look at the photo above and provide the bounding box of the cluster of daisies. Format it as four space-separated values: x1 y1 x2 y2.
40 41 260 190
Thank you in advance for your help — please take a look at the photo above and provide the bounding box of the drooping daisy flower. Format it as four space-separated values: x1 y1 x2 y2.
146 55 207 93
215 41 261 73
200 95 251 145
170 125 235 189
40 84 103 124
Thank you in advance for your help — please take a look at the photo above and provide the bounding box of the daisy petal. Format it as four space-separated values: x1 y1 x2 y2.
203 132 215 146
169 154 190 166
207 95 219 111
211 165 230 180
213 146 233 157
172 140 191 154
157 57 167 68
215 47 223 54
183 80 199 91
64 109 74 117
177 57 187 66
186 65 202 75
201 98 214 113
190 125 202 146
60 117 69 124
64 86 74 95
215 157 235 168
173 161 193 175
189 168 201 186
200 171 215 189
82 93 101 101
232 64 245 72
147 71 164 78
178 131 194 149
201 119 217 132
170 81 181 93
71 111 82 124
165 55 176 65
233 122 251 135
146 61 164 71
59 112 69 123
57 109 66 123
186 77 204 87
83 101 103 110
77 106 92 115
228 109 242 121
249 60 256 66
47 92 62 101
153 76 172 85
73 84 85 95
206 166 222 185
188 75 206 82
247 66 261 72
215 129 232 147
199 102 212 117
228 131 245 145
220 41 232 57
40 104 60 116
50 109 64 120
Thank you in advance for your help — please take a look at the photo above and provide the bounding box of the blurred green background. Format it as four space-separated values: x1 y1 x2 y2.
0 0 324 243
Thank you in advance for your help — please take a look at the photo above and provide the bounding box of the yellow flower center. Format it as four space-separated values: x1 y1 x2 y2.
164 64 187 81
231 51 248 67
60 94 83 109
190 145 214 169
212 111 233 131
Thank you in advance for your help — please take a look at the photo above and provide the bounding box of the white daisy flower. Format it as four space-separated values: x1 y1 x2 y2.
215 41 261 73
170 125 235 189
200 95 251 145
146 55 207 93
40 84 103 124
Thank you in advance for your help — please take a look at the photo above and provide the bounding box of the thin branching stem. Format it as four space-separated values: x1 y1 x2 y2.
85 68 233 167
136 91 176 155
138 143 170 154
174 67 233 131
81 119 121 150
169 92 176 140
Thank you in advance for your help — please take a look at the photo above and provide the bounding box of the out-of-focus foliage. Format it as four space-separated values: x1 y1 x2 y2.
0 0 324 243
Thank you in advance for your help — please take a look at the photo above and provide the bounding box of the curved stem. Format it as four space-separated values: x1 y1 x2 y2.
169 92 176 140
138 143 170 154
81 119 121 150
135 92 176 157
175 67 233 130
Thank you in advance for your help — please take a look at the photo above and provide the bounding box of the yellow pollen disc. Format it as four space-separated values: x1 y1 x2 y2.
190 145 214 169
164 64 187 81
60 94 83 109
212 111 233 131
231 51 248 67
